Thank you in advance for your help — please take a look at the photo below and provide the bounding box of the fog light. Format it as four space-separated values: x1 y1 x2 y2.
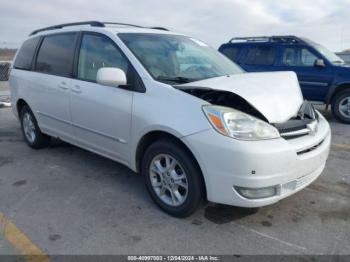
235 186 278 199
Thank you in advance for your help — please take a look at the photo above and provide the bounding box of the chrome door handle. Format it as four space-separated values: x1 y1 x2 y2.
71 85 82 93
58 82 68 90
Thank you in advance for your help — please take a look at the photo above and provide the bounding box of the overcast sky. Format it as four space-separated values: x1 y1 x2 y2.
0 0 350 51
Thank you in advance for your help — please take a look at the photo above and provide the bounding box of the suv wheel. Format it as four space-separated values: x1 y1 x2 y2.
142 139 203 217
332 90 350 124
20 105 51 148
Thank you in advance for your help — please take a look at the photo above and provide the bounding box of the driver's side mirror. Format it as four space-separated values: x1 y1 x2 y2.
314 59 325 68
96 67 127 87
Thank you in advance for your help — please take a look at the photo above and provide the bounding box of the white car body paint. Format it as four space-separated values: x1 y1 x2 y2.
9 25 331 208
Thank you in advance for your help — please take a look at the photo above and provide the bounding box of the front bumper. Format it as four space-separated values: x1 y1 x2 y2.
181 113 331 207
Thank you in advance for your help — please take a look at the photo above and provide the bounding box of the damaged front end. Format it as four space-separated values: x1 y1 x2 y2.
175 86 280 140
176 87 268 121
176 85 319 141
273 101 319 140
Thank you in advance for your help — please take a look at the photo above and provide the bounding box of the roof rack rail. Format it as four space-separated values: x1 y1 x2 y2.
149 27 169 31
29 21 170 36
229 35 303 44
102 22 144 28
103 23 169 30
29 21 105 36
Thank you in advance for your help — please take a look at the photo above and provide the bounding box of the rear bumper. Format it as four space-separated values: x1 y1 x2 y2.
182 112 331 207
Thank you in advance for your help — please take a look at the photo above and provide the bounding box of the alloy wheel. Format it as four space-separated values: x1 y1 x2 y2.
149 154 188 207
22 112 36 143
339 96 350 119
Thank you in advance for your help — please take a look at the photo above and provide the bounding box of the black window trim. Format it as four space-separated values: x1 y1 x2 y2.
31 36 44 71
33 31 78 78
16 31 145 92
74 31 145 93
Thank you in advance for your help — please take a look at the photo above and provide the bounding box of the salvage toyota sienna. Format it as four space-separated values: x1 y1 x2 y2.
9 21 331 217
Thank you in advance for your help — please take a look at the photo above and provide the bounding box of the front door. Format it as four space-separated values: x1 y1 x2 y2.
70 33 133 164
277 46 333 101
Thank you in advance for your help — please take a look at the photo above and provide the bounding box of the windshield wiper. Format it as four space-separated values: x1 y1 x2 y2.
333 60 345 64
156 76 194 84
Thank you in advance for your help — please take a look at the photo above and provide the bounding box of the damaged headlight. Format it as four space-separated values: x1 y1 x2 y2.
202 105 280 140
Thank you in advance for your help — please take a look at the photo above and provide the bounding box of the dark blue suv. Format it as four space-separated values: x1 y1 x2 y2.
219 36 350 124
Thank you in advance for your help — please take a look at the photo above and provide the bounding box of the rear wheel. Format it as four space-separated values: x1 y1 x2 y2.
332 90 350 124
142 139 203 217
20 105 50 148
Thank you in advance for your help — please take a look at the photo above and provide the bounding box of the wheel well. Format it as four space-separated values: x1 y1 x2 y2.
135 131 207 199
330 83 350 104
16 99 28 115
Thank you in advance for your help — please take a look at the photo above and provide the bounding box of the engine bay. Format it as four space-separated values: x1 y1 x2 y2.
176 86 268 121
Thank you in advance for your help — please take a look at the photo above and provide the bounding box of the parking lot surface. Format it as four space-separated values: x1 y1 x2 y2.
0 81 349 255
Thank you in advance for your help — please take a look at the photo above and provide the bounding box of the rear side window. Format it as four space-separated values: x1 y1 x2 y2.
282 48 297 65
14 37 40 70
220 46 241 62
35 33 76 77
245 46 276 65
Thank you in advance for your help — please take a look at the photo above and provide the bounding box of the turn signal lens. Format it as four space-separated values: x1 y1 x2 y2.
207 112 228 135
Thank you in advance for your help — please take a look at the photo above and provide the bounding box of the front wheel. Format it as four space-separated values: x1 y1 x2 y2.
142 140 203 217
332 90 350 124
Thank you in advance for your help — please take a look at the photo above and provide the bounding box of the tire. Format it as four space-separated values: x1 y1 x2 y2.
331 90 350 124
142 139 203 217
20 105 51 149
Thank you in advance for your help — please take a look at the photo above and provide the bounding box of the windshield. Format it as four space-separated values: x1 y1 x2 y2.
118 33 243 84
313 43 344 64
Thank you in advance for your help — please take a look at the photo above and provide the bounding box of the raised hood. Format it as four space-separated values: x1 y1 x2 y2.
181 71 303 124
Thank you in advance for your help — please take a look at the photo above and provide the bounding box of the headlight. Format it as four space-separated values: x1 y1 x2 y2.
202 105 280 140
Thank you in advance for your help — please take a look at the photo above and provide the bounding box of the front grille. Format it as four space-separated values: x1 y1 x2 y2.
274 119 314 139
278 125 307 134
273 100 319 140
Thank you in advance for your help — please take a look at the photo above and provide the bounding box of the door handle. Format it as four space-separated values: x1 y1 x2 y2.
58 82 68 90
71 85 82 93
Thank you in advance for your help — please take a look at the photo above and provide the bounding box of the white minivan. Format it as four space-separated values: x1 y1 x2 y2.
10 21 331 217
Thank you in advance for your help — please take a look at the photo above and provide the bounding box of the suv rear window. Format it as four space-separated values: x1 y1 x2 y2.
245 46 276 65
13 37 40 70
220 46 241 62
35 33 76 77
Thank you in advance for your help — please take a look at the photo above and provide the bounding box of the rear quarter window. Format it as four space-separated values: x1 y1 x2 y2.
244 46 276 65
13 37 40 70
35 33 77 77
